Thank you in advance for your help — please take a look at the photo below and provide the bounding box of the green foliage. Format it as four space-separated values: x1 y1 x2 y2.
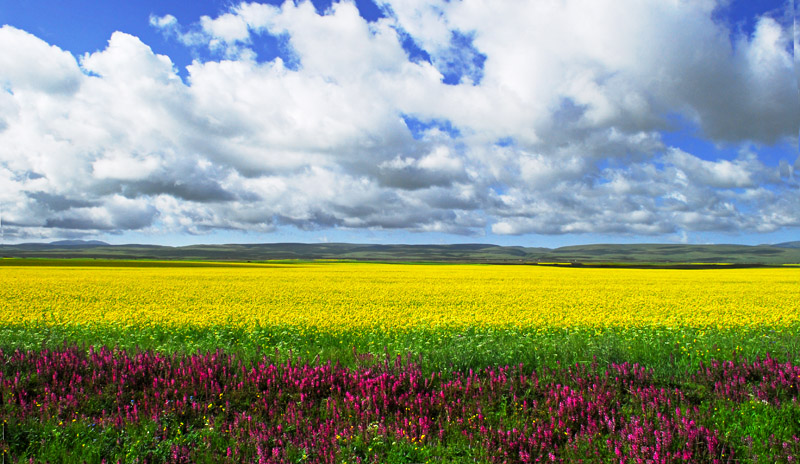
3 417 236 464
708 399 800 460
2 323 798 378
3 322 798 462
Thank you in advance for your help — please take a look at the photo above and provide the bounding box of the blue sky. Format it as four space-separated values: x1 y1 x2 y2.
0 0 798 247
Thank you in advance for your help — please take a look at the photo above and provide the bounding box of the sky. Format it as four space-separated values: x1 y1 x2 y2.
0 0 798 247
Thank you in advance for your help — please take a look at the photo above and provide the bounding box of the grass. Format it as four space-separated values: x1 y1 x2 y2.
2 333 798 463
2 322 798 379
707 399 800 458
2 260 798 462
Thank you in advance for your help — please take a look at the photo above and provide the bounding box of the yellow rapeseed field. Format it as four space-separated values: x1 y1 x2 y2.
1 263 798 331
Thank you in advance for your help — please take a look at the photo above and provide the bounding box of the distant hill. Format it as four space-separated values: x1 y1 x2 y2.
535 243 800 265
773 241 800 249
2 241 800 265
0 242 545 263
49 240 110 246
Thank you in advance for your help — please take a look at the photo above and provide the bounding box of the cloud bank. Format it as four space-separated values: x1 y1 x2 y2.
0 0 798 241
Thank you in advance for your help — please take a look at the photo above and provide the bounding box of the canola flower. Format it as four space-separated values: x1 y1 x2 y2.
2 262 799 462
1 263 798 330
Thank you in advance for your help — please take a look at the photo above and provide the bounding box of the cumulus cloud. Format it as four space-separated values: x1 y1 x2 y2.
492 146 799 236
0 26 82 95
0 0 798 242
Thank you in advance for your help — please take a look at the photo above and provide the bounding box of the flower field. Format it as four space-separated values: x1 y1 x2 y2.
3 262 800 330
1 261 799 462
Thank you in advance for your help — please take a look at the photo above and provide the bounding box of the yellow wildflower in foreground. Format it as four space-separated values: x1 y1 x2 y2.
1 263 798 330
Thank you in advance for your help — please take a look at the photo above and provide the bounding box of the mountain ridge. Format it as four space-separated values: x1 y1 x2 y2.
2 241 800 265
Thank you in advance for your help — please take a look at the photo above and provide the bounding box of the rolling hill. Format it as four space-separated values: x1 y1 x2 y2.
2 241 800 265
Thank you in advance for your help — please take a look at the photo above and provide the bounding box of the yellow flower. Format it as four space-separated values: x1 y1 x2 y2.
1 263 795 331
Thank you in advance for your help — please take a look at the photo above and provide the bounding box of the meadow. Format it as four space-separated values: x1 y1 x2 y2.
1 261 799 462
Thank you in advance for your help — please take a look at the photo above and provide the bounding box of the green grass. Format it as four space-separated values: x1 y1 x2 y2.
2 322 798 378
3 324 799 463
4 418 489 464
707 399 800 459
5 418 234 464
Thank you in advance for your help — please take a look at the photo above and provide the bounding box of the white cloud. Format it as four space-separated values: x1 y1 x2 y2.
665 148 757 189
200 12 251 45
81 31 180 83
91 152 163 181
0 1 798 242
0 26 82 95
149 14 177 30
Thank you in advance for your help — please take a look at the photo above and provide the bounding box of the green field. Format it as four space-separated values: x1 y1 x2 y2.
1 260 799 462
